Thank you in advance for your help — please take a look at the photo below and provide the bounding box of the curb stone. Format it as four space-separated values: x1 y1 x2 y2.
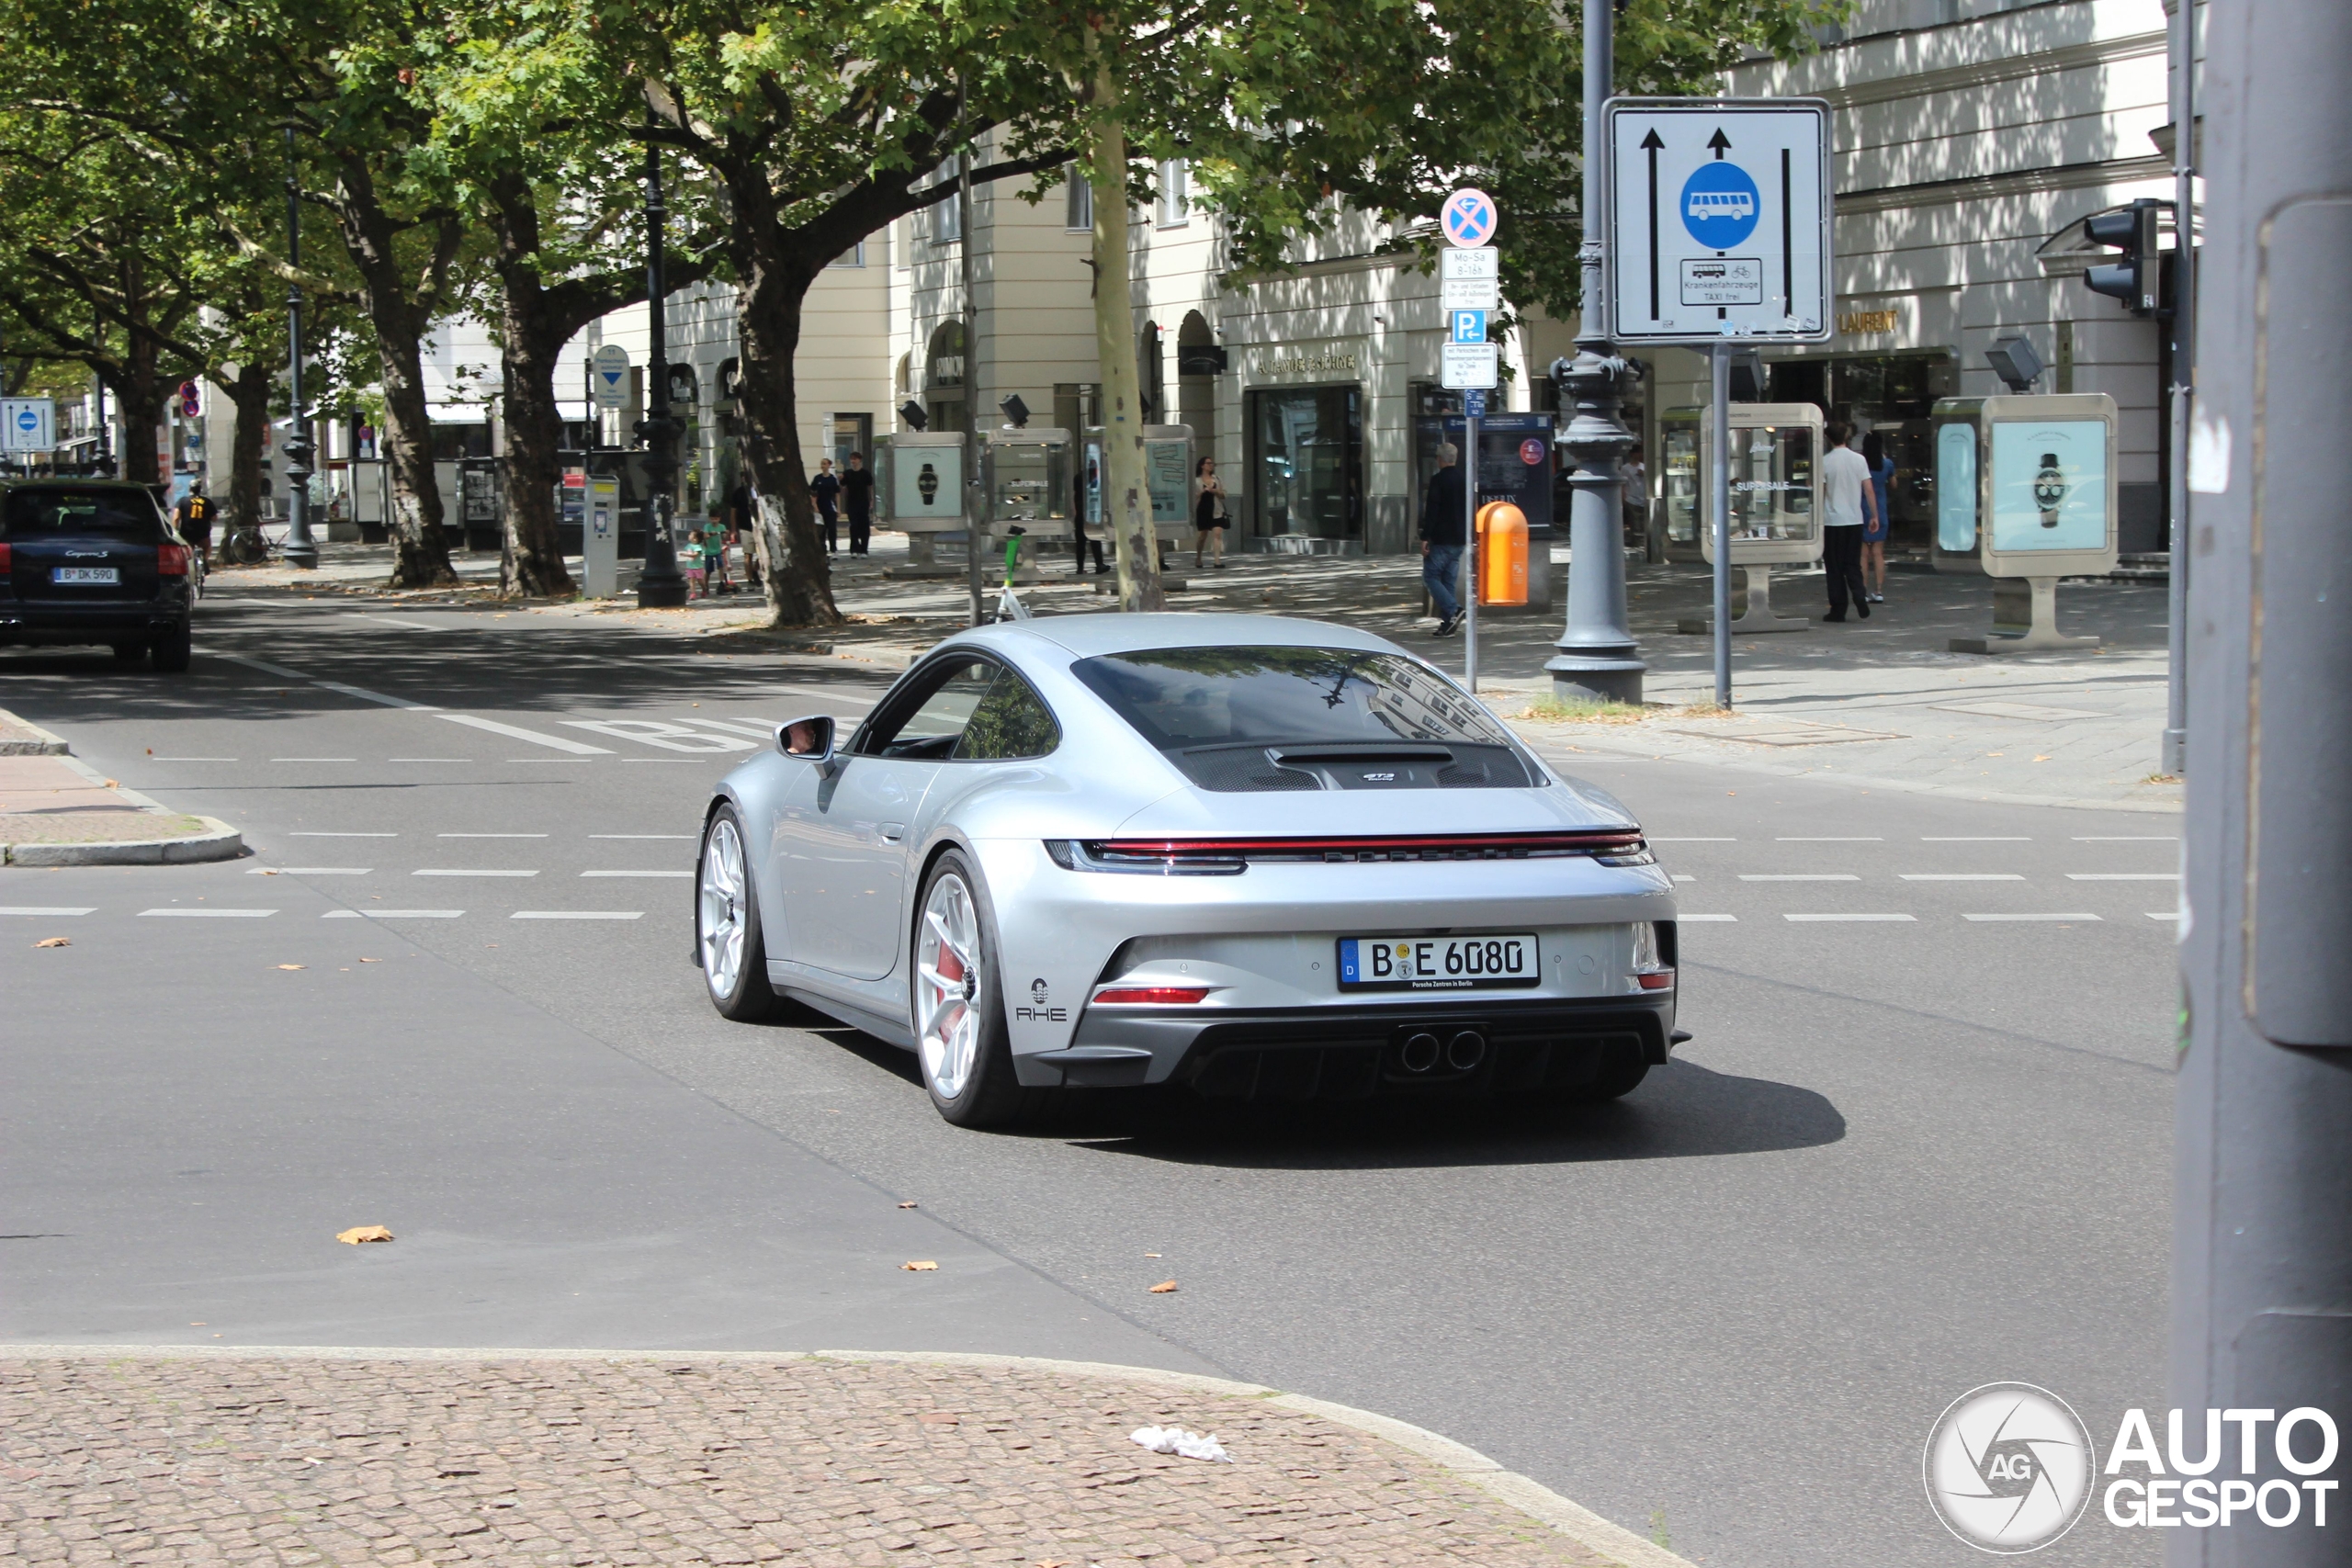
0 708 71 756
0 1341 1697 1568
4 817 244 866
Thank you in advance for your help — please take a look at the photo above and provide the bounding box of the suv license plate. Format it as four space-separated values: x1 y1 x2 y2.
1338 933 1540 990
52 566 119 584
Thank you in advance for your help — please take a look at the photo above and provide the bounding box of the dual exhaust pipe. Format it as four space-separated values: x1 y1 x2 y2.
1397 1029 1486 1075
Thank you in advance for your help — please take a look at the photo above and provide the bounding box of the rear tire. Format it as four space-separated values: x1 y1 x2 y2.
911 851 1035 1129
698 805 783 1021
149 626 191 673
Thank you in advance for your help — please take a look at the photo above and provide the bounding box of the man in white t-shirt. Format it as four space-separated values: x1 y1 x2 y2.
1819 422 1877 621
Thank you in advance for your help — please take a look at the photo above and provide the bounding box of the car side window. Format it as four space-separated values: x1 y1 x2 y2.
858 658 997 760
952 669 1061 761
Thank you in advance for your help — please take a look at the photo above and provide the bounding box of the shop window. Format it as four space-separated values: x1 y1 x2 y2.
1248 386 1363 541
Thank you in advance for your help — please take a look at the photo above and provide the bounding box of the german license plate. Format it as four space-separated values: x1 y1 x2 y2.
1338 933 1540 990
52 566 119 584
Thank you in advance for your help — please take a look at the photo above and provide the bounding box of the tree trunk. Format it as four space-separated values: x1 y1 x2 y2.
215 359 272 554
1086 42 1165 612
486 176 577 599
104 330 168 489
729 186 840 627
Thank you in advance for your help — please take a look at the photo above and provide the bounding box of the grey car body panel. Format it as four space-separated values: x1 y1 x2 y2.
709 613 1678 1077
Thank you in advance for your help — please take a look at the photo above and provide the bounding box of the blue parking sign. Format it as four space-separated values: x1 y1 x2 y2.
1450 310 1487 344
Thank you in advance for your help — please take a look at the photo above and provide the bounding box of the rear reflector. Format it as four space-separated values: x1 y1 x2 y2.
1637 970 1676 991
1092 986 1211 1006
157 544 190 576
0 541 10 570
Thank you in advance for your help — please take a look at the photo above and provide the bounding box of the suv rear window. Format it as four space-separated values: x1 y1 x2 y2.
1071 645 1533 791
2 488 168 541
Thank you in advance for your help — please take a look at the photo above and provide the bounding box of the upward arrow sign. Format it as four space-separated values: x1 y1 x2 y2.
1708 128 1732 161
1641 130 1665 321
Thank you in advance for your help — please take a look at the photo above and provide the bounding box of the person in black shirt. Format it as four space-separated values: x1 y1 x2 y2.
1419 443 1468 636
808 458 842 553
841 451 875 555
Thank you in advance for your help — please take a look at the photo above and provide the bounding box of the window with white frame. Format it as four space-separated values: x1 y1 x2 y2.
1157 160 1190 228
1066 167 1094 232
931 171 962 243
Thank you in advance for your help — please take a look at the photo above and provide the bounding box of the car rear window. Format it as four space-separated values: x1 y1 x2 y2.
1072 646 1514 750
2 488 168 541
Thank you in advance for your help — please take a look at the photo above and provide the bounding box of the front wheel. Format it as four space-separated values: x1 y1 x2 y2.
699 805 782 1021
911 852 1035 1128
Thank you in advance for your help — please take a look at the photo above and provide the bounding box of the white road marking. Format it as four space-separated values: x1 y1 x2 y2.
2147 911 2182 920
289 831 397 837
324 909 463 919
1740 874 1860 882
206 651 440 710
150 756 237 761
436 714 612 754
1679 914 1737 921
1921 836 2031 841
1775 837 1883 841
350 616 441 630
1783 913 1917 922
560 718 752 753
1671 874 1696 883
2066 873 2178 881
582 870 692 878
2074 836 2177 841
413 869 538 877
139 908 276 918
689 716 783 739
592 834 695 840
1900 874 2027 882
511 911 645 920
0 907 95 916
439 832 548 839
1963 913 2103 922
251 867 370 875
271 757 356 763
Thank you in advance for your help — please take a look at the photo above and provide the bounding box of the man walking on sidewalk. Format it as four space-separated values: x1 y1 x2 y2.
841 452 875 556
1820 422 1874 622
1419 443 1467 637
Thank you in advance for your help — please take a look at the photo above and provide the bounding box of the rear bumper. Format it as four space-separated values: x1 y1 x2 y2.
1013 992 1678 1096
0 603 188 645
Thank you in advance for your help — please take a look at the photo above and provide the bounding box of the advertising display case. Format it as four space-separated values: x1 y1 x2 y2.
875 432 970 532
1661 401 1825 633
1083 424 1196 553
1932 394 2117 651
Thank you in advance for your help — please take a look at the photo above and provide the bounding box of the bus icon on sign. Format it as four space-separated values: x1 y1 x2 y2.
1680 161 1762 250
1687 191 1753 221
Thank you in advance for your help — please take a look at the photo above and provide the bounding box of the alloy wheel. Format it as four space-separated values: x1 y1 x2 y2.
699 818 748 998
915 873 983 1100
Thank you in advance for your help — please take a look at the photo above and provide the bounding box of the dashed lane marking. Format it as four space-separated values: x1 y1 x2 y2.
139 908 276 918
323 909 463 919
413 869 538 877
437 714 612 754
2147 911 2183 920
582 870 692 878
511 911 646 920
1962 913 2103 922
1783 913 1917 922
1740 874 1860 882
0 907 95 917
1900 874 2027 882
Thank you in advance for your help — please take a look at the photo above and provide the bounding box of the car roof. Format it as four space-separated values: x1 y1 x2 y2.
0 479 164 498
971 612 1405 662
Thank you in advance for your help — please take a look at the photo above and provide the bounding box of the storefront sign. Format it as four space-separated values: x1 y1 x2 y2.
1256 347 1362 378
1838 306 1902 335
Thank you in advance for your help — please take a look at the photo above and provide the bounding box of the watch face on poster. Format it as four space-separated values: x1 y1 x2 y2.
1936 423 1978 552
1989 421 2106 551
895 446 961 516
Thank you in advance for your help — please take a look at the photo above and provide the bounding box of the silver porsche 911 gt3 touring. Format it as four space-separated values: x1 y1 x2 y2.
694 613 1681 1127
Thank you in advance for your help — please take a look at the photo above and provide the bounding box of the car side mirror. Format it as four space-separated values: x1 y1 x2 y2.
777 716 837 769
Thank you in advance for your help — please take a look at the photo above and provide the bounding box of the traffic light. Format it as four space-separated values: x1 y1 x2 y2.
2084 198 2165 316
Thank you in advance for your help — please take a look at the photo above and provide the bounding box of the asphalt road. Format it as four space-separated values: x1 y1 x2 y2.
0 593 2175 1568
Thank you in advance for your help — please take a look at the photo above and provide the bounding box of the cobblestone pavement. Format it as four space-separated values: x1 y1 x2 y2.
0 1351 1612 1566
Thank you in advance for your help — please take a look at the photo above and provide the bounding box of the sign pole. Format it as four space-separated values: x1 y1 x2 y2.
1710 340 1732 709
1464 409 1479 690
2160 0 2196 778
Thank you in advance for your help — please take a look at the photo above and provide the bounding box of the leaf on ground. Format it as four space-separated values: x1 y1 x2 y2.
102 778 119 788
1144 1252 1160 1258
897 1201 918 1209
35 936 70 949
335 1225 394 1245
901 1260 939 1271
277 964 306 971
1149 1280 1179 1293
359 957 381 963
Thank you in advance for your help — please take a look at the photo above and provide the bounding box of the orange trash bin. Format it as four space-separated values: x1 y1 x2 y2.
1476 502 1529 605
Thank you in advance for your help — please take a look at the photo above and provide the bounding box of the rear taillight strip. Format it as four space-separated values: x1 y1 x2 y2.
1093 832 1644 861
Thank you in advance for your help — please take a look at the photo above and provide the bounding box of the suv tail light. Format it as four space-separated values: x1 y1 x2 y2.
157 544 190 576
0 541 11 570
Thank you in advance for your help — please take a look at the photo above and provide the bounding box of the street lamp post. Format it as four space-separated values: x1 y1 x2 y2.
1546 0 1645 705
633 127 688 609
280 128 319 570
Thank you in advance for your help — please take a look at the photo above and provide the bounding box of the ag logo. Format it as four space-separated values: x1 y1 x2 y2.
1924 1382 2097 1553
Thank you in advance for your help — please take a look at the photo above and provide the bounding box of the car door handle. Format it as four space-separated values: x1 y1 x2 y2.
878 822 907 844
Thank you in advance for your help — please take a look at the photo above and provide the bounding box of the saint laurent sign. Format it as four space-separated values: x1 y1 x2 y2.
1256 347 1362 378
1837 307 1901 335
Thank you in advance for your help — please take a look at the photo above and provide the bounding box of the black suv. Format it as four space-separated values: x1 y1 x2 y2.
0 480 195 671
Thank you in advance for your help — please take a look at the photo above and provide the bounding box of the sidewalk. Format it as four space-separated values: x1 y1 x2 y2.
212 535 2184 814
0 712 241 865
0 1345 1676 1567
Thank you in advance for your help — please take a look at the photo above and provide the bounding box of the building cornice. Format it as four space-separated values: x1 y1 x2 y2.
1805 28 2166 111
1838 152 2171 216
